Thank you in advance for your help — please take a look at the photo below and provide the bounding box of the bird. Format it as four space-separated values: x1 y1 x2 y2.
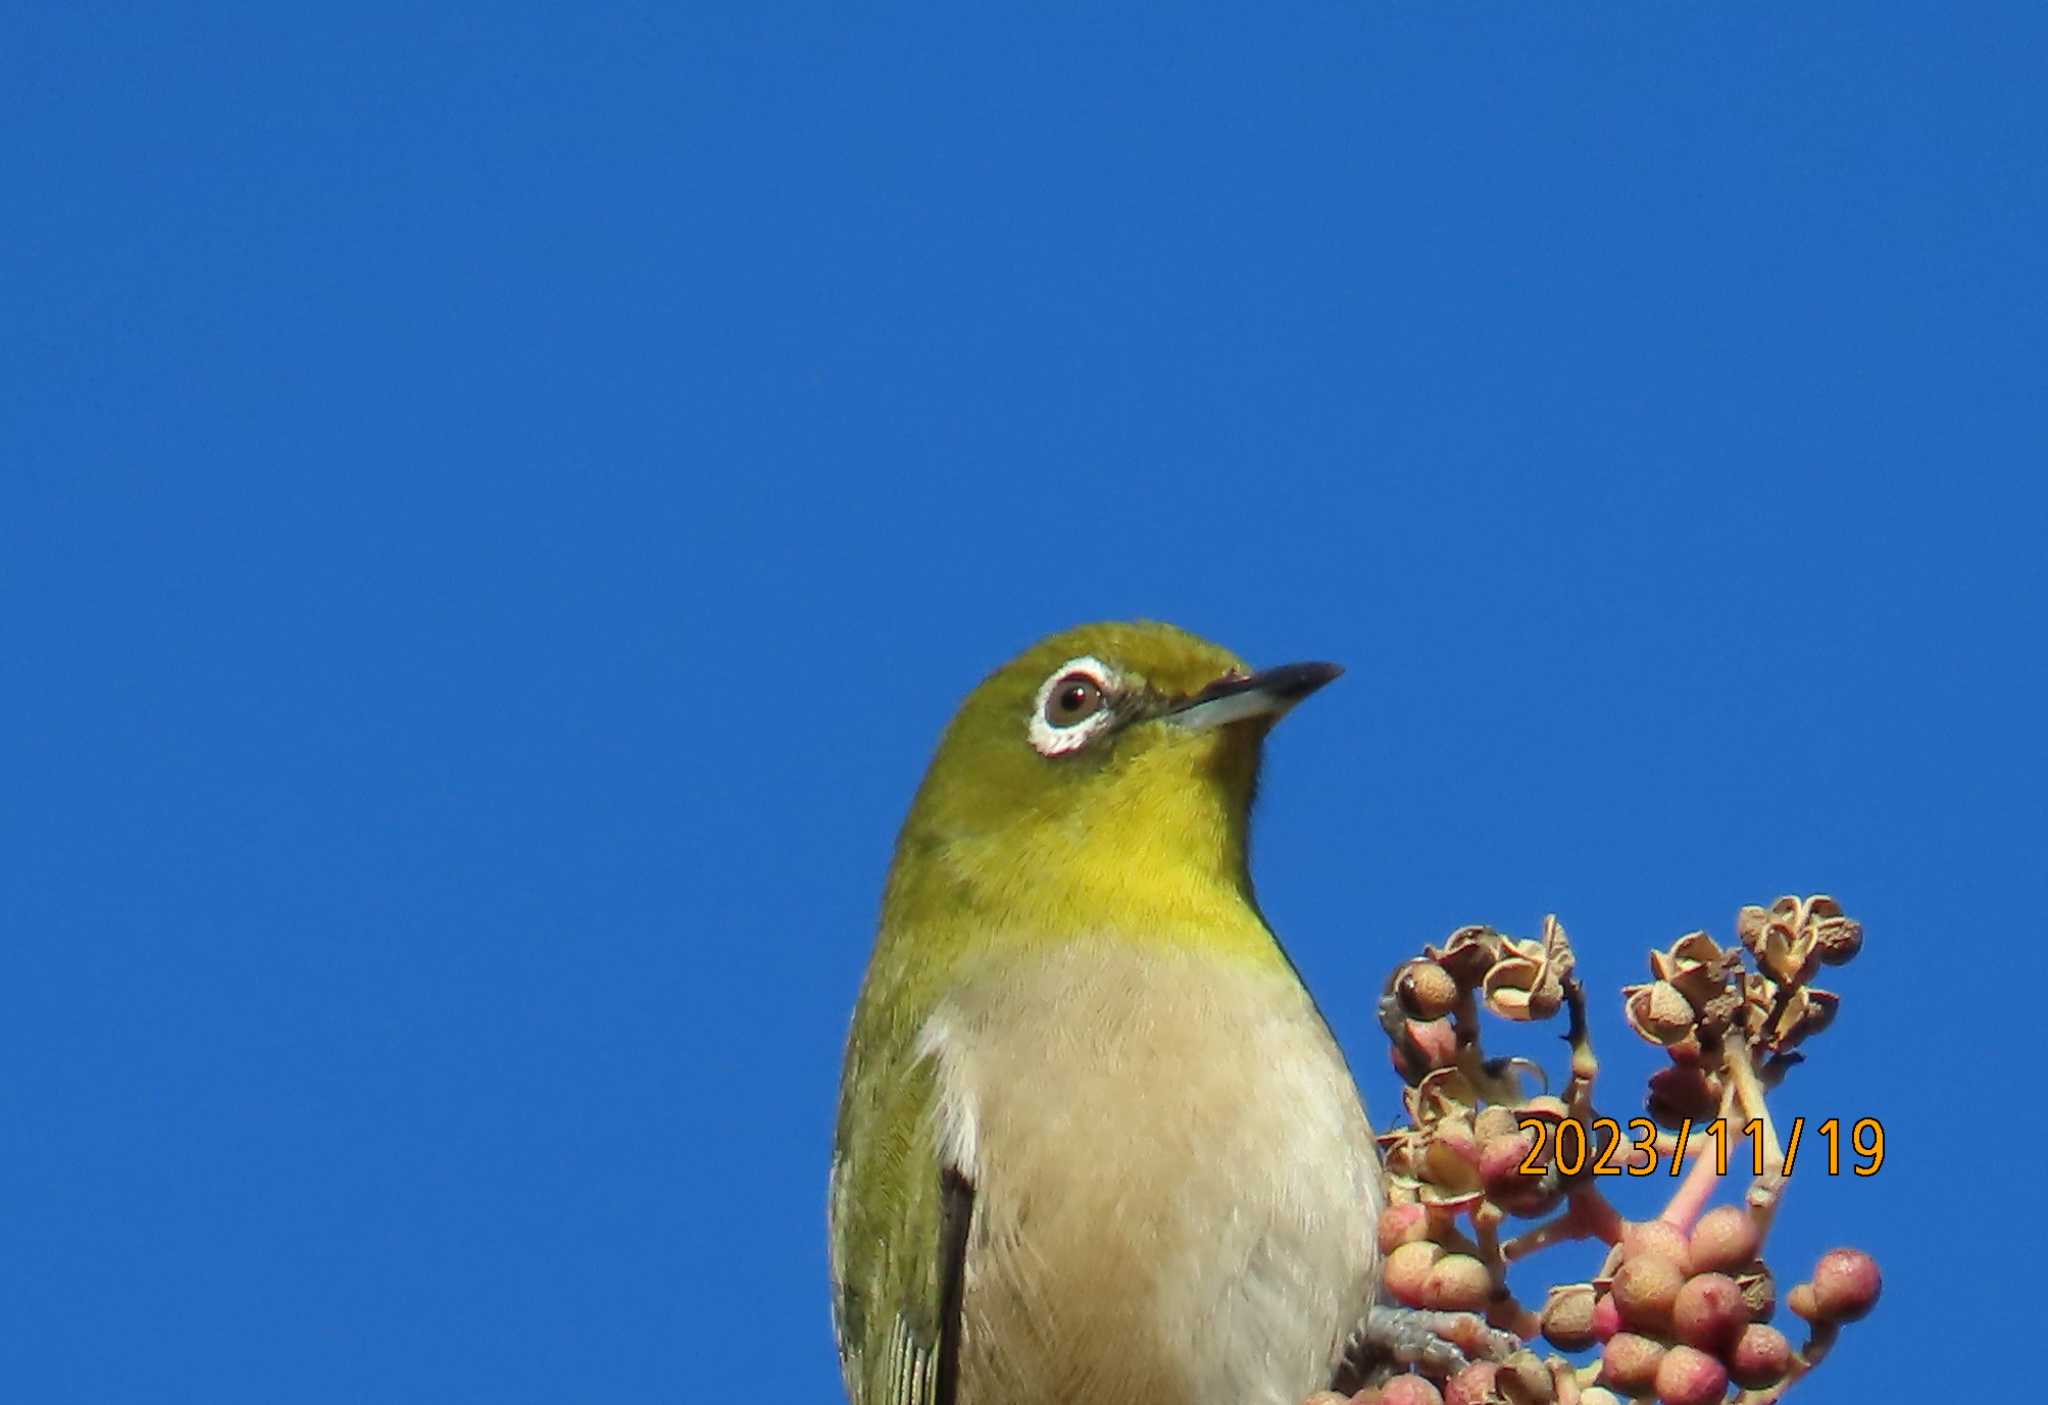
829 619 1405 1405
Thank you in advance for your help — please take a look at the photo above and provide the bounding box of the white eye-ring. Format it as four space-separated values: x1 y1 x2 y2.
1028 656 1119 757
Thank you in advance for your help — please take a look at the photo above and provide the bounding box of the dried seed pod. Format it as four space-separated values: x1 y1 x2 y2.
1422 1115 1482 1194
1495 1350 1553 1404
1650 931 1736 1009
1734 1260 1776 1322
1430 925 1503 988
1474 1104 1522 1142
1757 918 1817 987
1540 1282 1600 1351
1397 958 1462 1020
1482 957 1547 1021
1812 915 1863 965
1406 1067 1483 1126
1625 980 1697 1045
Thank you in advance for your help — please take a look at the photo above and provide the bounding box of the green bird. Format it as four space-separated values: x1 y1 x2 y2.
829 621 1402 1405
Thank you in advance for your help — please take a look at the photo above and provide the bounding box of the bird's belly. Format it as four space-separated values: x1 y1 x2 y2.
922 940 1382 1405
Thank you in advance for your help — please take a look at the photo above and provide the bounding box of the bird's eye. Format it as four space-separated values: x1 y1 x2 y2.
1044 674 1105 729
1027 655 1119 756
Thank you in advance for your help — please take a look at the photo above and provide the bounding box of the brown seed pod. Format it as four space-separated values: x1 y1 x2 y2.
1540 1282 1600 1352
1397 958 1461 1020
1734 1260 1777 1322
1625 980 1697 1045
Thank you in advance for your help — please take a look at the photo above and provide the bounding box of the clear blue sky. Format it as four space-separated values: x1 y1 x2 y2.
4 4 2042 1401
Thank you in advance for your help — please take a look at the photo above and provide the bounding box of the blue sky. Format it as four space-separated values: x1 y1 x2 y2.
4 4 2042 1401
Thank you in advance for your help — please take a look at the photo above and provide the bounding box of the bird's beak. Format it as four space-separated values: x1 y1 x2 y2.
1164 661 1344 731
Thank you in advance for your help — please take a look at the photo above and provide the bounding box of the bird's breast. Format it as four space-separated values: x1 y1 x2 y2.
917 936 1382 1405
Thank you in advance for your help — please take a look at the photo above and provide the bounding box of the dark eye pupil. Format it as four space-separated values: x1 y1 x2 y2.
1045 673 1105 728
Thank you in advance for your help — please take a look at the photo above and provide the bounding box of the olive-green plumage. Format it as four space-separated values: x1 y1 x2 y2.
830 622 1382 1405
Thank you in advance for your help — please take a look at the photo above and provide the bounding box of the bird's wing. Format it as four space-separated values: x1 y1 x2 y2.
829 1040 975 1405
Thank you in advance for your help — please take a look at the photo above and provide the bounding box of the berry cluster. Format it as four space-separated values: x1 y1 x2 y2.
1318 898 1880 1404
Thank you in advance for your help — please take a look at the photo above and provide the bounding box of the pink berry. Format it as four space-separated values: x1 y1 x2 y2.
1687 1205 1761 1275
1378 1202 1432 1254
1379 1375 1445 1405
1612 1252 1686 1334
1478 1129 1538 1191
1384 1241 1442 1307
1443 1362 1498 1405
1672 1272 1748 1353
1600 1332 1666 1392
1590 1291 1621 1342
1420 1253 1493 1312
1787 1283 1821 1323
1647 1066 1722 1127
1407 1017 1460 1069
1810 1247 1882 1322
1623 1220 1694 1274
1728 1323 1793 1389
1653 1344 1728 1405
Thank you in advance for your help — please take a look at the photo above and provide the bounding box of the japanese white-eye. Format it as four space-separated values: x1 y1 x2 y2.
830 621 1388 1405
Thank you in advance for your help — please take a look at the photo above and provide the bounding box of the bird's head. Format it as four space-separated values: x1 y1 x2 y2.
883 621 1340 943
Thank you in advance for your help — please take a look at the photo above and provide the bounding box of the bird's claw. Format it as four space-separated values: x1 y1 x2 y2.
1360 1304 1520 1373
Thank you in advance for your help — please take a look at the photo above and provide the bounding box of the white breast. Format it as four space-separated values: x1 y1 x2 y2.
918 938 1383 1405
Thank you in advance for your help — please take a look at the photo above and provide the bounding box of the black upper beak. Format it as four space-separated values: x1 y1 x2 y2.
1165 660 1344 730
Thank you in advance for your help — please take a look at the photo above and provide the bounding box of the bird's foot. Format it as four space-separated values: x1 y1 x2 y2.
1358 1304 1521 1374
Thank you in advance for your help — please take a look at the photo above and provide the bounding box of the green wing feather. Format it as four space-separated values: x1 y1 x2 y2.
830 1002 973 1405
